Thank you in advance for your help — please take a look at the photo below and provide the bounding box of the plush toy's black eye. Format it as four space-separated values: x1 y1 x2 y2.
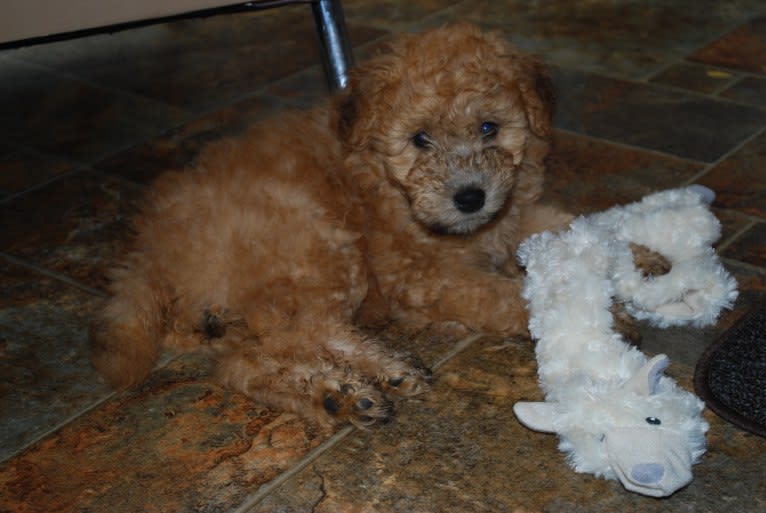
480 121 498 139
645 416 662 426
412 131 431 149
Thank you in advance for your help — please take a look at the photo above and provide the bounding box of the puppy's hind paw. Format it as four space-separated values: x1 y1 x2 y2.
320 378 392 429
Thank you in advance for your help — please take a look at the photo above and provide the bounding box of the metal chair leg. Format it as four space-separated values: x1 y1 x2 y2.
311 0 354 91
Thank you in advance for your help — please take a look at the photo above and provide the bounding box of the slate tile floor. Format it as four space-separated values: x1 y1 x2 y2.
1 1 765 512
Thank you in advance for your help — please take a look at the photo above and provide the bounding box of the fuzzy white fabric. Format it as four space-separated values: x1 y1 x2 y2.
513 186 738 497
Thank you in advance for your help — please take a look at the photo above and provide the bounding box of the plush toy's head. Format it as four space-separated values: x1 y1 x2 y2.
514 355 709 497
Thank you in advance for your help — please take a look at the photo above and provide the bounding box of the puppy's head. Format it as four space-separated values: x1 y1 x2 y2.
336 23 554 235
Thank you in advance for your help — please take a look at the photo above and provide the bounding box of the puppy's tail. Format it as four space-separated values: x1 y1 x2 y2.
90 268 170 388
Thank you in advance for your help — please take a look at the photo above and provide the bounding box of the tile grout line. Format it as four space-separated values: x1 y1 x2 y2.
640 14 758 84
721 256 766 276
557 59 766 114
229 331 486 512
0 253 109 298
716 218 758 255
709 73 746 97
552 126 709 166
0 167 89 205
430 332 486 371
2 56 195 123
0 390 117 466
2 352 189 466
229 424 354 513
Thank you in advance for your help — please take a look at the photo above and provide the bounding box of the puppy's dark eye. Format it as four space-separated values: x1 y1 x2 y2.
480 121 498 139
412 131 431 149
645 416 662 426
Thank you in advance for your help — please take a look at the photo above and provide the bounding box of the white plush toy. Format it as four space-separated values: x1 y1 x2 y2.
513 186 738 497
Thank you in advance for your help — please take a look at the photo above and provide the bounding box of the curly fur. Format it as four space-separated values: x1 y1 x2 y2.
514 186 737 497
90 23 572 427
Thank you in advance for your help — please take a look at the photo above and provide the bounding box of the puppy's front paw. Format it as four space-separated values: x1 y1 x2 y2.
380 358 432 397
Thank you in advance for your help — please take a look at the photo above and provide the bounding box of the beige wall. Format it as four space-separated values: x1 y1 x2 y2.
0 1 243 44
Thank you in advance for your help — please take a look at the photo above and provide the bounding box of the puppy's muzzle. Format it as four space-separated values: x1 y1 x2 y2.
453 187 486 213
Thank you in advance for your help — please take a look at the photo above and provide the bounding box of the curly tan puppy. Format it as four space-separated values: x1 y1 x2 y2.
91 23 573 428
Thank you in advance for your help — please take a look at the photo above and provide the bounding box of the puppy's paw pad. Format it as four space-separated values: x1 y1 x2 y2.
322 382 391 428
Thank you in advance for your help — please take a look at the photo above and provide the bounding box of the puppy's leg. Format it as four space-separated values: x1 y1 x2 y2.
518 202 575 240
319 327 431 397
214 316 430 427
216 337 392 428
432 273 530 337
389 268 530 338
90 270 170 387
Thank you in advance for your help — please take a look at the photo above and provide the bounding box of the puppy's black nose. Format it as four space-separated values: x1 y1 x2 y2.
453 187 486 213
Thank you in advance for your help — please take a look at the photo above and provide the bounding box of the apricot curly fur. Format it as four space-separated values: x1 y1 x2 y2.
91 23 571 427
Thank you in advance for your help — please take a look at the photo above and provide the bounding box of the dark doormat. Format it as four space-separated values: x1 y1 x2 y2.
694 303 766 437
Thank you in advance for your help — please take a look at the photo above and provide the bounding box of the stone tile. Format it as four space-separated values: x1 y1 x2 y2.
691 17 766 75
0 171 141 292
0 352 333 513
697 129 766 219
544 131 704 213
9 9 385 114
722 222 766 268
253 335 766 513
0 259 111 463
553 67 766 162
446 0 763 79
0 59 189 166
650 62 739 94
93 96 285 185
720 76 766 108
343 0 459 31
264 66 331 109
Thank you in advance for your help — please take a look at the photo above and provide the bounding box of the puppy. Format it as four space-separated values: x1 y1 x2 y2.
91 23 573 428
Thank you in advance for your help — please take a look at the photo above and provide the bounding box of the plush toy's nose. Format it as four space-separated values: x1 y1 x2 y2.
454 187 485 213
631 463 665 484
605 428 694 497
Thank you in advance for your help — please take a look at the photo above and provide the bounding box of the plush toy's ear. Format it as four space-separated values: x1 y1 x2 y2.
514 402 559 433
623 354 670 396
686 184 716 205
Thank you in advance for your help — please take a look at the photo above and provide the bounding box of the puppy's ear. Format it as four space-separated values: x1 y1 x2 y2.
332 47 405 151
332 64 389 151
516 55 556 138
484 31 555 138
334 83 363 149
